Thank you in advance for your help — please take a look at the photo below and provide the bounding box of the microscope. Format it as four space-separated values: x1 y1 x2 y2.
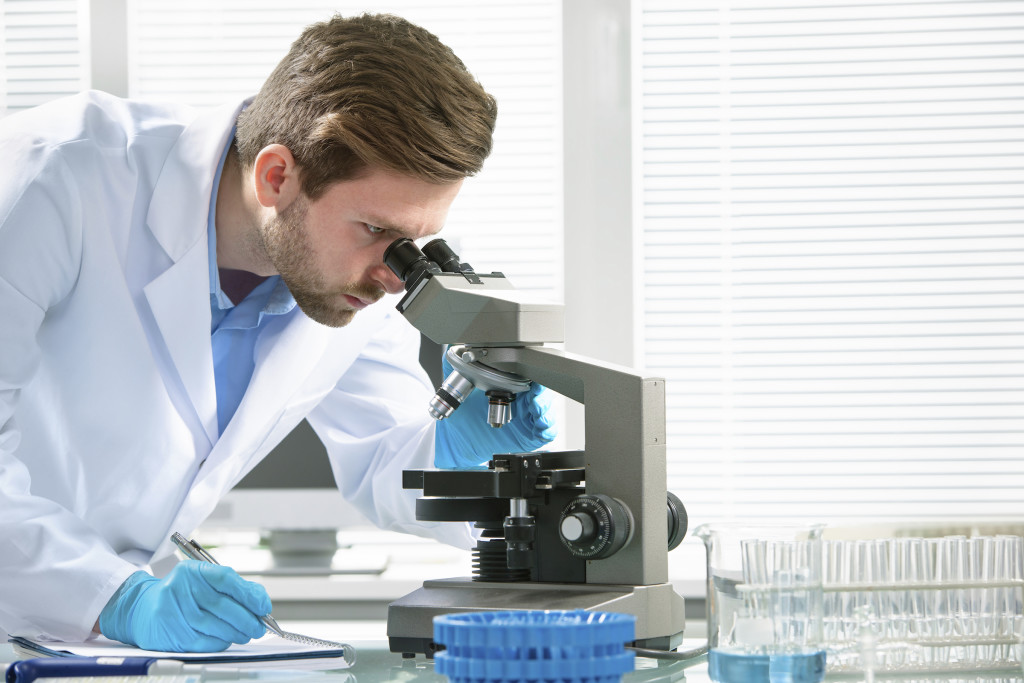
381 238 688 657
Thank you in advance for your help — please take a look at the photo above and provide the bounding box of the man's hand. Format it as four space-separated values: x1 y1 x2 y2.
434 353 557 468
98 561 270 652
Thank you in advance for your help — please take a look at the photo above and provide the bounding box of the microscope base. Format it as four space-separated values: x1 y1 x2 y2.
386 576 686 658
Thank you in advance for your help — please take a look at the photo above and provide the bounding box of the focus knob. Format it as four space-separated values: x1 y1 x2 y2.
559 512 595 542
667 491 688 551
558 494 633 559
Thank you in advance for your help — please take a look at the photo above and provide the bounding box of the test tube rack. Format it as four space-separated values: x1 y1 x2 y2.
821 535 1024 674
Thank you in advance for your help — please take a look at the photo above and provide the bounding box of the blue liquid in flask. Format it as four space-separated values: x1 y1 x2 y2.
708 648 826 683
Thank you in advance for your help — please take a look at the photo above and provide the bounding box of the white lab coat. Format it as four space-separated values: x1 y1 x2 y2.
0 91 470 642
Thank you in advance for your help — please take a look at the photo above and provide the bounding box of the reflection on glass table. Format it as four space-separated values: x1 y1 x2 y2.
2 626 1021 683
309 639 1023 683
337 636 702 683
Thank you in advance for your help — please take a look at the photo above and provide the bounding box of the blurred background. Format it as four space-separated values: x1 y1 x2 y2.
2 0 1021 617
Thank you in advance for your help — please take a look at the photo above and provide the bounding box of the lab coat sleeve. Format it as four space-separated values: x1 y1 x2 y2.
305 312 476 550
0 145 139 640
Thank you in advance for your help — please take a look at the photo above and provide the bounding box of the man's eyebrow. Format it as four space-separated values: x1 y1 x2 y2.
361 215 409 235
364 215 440 241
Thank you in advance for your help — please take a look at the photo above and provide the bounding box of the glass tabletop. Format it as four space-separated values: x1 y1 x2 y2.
4 626 1021 683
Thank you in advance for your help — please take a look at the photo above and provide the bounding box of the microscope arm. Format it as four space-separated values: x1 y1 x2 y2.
476 344 670 587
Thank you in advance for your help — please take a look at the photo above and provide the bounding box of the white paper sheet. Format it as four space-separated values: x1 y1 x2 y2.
10 634 353 670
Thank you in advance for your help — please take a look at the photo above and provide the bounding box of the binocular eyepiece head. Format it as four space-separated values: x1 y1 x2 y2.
384 237 472 292
384 238 437 291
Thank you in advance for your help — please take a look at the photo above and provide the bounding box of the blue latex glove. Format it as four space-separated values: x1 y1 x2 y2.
99 560 271 652
434 353 557 468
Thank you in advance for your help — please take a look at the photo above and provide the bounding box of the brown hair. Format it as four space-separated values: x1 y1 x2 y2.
235 13 497 198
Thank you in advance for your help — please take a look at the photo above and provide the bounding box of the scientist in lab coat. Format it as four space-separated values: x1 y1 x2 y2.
0 14 555 651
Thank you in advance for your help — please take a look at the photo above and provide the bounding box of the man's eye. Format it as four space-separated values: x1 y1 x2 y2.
365 224 385 235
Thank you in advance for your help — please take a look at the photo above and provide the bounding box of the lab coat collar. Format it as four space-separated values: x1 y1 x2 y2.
147 98 249 261
143 98 251 446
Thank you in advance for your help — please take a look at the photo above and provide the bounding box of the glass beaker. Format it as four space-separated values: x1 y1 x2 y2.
695 523 826 683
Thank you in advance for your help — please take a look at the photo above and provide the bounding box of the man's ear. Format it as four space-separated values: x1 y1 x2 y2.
252 144 302 209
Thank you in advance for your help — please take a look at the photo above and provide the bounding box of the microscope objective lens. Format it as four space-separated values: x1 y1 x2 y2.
486 391 513 427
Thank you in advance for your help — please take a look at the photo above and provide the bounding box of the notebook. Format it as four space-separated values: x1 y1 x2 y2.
8 634 353 669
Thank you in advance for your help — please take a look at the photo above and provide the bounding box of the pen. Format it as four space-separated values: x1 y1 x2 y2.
169 533 285 638
4 658 329 683
5 657 193 683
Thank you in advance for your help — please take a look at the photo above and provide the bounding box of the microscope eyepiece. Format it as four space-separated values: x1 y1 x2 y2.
422 239 466 274
383 238 440 291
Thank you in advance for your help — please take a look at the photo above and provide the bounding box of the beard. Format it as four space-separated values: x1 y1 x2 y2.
256 196 382 328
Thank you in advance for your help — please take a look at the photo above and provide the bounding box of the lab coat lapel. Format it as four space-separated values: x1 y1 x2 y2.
219 311 334 456
143 245 217 445
162 314 332 545
213 302 388 471
142 100 247 447
157 305 388 554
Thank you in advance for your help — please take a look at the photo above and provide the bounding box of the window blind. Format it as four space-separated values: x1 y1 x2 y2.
640 0 1024 527
0 0 87 115
128 1 562 297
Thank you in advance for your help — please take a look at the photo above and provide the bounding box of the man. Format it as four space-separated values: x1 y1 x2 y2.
0 14 555 651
